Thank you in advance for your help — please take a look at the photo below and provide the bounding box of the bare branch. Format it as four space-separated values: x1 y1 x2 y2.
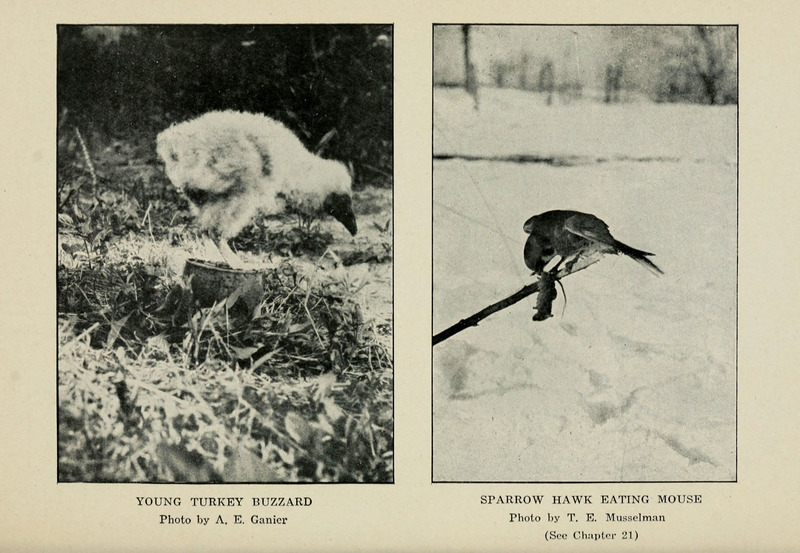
433 252 602 346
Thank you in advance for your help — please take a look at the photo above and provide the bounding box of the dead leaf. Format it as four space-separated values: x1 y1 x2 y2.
250 349 280 371
155 443 221 483
231 345 261 360
104 313 131 349
284 412 313 446
288 322 311 334
223 445 283 483
146 334 170 354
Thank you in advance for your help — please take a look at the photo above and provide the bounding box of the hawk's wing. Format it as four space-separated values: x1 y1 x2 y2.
563 213 617 248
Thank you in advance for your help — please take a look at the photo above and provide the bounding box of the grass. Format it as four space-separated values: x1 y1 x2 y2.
57 129 393 483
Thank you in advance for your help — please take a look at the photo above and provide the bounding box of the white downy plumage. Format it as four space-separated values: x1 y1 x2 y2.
156 110 356 265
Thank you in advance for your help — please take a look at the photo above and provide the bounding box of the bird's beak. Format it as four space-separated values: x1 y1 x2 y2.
336 207 358 236
323 192 358 236
340 212 358 236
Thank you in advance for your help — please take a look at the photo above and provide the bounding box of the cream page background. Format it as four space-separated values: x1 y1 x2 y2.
1 1 798 551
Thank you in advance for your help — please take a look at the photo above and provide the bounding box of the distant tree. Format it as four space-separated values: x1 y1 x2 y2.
538 59 555 105
489 59 514 88
519 51 531 90
608 25 736 105
462 25 479 109
656 26 736 104
690 26 736 105
604 63 623 103
558 80 583 103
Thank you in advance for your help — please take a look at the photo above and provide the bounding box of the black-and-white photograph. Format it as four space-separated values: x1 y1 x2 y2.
433 25 737 482
57 25 393 483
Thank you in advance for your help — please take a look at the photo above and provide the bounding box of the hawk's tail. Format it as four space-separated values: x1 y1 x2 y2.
614 241 664 276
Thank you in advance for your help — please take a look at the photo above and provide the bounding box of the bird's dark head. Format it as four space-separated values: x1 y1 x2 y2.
523 233 556 274
523 214 541 234
322 192 357 236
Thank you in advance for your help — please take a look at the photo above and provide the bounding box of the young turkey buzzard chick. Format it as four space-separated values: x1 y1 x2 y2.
156 110 357 266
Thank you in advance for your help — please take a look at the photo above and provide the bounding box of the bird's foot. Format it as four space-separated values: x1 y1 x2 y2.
563 255 582 274
217 239 247 270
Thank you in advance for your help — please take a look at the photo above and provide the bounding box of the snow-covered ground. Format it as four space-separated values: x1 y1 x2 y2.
433 87 737 482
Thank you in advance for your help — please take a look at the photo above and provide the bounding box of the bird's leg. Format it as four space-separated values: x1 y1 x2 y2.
209 230 246 269
562 254 582 274
546 253 584 278
218 238 246 269
542 255 564 275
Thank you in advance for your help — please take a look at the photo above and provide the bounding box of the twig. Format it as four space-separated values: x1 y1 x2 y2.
433 281 541 346
61 322 101 353
361 163 392 179
303 288 324 347
432 254 602 346
58 186 79 211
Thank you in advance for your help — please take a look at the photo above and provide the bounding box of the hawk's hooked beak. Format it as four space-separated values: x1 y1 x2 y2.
323 192 357 236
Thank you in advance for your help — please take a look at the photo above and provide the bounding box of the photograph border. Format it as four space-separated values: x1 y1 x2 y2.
56 22 397 485
430 22 739 484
